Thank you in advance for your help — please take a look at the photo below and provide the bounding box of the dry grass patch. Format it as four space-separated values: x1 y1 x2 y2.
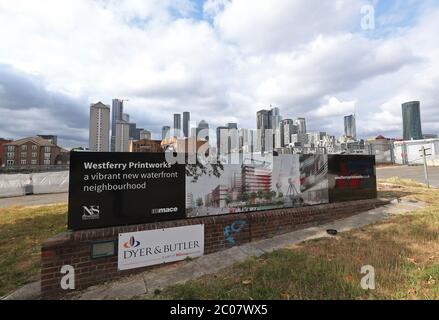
0 204 67 297
153 180 439 300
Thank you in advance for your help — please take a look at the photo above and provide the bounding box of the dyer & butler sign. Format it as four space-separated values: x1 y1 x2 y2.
118 225 204 270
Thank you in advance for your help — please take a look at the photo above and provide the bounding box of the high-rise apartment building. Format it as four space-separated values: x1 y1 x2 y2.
402 101 423 141
344 114 357 140
295 118 307 134
216 123 239 155
256 107 282 152
271 107 282 130
196 120 209 141
183 112 190 138
282 119 299 146
256 109 272 153
128 122 136 140
111 99 124 151
115 120 130 152
173 114 182 137
89 102 110 152
133 128 144 141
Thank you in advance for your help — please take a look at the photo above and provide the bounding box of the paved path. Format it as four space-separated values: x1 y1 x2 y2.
377 165 439 187
0 193 68 209
65 198 424 300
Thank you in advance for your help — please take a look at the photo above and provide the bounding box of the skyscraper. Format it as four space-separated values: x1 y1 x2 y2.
257 109 273 152
133 128 144 140
217 123 238 155
402 101 423 141
196 120 209 141
111 99 124 151
216 125 228 154
162 126 171 140
128 122 136 140
295 118 307 134
344 114 357 140
183 112 190 138
270 107 282 149
173 114 182 137
281 119 298 146
115 120 130 152
89 102 110 152
270 107 282 130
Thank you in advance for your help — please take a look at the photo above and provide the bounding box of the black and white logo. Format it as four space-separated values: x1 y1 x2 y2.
82 205 100 220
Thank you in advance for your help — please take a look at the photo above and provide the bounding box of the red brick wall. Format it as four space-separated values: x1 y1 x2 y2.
41 198 389 299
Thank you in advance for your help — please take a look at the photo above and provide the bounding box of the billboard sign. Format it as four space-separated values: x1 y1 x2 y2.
68 152 185 230
68 152 377 230
327 155 377 202
185 154 329 218
118 225 204 270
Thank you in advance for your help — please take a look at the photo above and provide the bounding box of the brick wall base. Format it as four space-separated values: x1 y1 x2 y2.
41 198 389 299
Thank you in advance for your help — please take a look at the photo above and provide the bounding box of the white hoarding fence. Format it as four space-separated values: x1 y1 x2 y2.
0 171 69 198
118 225 204 270
393 139 439 166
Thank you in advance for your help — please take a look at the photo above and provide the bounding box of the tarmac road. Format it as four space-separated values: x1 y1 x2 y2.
0 193 68 209
377 165 439 187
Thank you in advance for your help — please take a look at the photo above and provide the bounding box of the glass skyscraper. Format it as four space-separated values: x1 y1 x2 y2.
344 114 356 139
402 101 423 141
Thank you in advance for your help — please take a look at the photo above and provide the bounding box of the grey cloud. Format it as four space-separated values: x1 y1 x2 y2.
0 63 88 146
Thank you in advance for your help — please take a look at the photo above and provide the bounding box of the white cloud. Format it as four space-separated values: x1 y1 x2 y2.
0 0 438 146
314 97 357 118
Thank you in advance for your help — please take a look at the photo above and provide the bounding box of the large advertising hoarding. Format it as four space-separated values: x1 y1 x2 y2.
118 225 204 271
68 152 185 230
68 152 376 230
185 154 329 217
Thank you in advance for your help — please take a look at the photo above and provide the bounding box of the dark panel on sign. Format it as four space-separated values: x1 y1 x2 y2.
68 152 185 230
327 155 377 203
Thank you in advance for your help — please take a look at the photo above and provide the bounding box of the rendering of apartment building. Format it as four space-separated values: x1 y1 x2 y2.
242 160 272 194
210 185 228 208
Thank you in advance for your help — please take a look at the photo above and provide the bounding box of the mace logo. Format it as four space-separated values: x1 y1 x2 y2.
151 207 178 215
82 205 100 220
124 236 140 249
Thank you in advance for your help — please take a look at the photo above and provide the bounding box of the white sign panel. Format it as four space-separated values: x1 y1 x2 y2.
118 224 204 270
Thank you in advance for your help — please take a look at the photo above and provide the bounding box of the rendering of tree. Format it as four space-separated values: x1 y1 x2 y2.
186 162 224 183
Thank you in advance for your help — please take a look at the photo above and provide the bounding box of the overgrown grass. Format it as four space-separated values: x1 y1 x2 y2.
0 178 438 300
0 204 67 297
154 179 439 300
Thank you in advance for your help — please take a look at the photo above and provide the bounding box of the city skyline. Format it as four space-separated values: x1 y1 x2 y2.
1 1 439 147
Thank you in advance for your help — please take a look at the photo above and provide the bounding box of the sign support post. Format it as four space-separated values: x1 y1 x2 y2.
420 146 431 188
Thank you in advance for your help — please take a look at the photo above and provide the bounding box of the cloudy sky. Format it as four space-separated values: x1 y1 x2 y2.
0 0 438 147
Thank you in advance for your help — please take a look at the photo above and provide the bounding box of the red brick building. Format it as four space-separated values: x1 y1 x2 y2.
0 138 12 167
130 139 163 153
2 136 69 168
